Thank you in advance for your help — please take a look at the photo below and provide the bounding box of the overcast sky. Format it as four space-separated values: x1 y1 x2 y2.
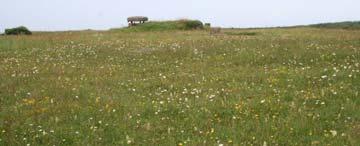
1 0 359 32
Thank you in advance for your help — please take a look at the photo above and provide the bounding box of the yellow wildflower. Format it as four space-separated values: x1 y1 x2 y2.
96 97 101 103
23 98 36 105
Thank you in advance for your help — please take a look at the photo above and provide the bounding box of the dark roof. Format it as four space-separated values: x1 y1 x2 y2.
127 16 149 22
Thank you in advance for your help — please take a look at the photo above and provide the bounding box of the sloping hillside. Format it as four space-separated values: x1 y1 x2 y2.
120 20 204 31
310 21 360 29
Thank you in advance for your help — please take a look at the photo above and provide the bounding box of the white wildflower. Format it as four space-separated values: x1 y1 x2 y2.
330 130 337 137
261 99 266 103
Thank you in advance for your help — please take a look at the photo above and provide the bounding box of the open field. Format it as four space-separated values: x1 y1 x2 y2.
0 28 360 145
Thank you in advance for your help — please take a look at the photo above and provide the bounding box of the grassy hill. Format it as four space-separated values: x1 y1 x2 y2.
310 21 360 29
117 19 204 32
0 28 360 145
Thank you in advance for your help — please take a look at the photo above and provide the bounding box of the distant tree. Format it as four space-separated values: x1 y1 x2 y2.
5 26 32 35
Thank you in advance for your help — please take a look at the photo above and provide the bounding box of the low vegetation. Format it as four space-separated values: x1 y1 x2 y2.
5 26 32 35
0 27 359 145
224 31 258 36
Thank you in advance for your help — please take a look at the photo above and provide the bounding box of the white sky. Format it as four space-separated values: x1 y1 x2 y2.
1 0 359 32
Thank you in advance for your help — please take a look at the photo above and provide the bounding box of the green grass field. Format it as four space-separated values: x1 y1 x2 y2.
0 27 360 145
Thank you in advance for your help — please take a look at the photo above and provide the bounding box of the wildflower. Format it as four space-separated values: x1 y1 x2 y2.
95 97 101 103
263 141 267 146
260 99 266 103
126 135 132 144
311 141 320 145
330 130 337 137
23 98 36 105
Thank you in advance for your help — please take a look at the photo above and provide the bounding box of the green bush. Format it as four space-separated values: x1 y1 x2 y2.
5 26 32 35
182 20 204 30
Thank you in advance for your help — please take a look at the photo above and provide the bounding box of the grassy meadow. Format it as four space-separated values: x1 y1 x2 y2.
0 27 360 145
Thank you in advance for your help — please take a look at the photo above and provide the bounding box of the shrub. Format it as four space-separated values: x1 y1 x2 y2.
5 26 32 35
182 20 204 30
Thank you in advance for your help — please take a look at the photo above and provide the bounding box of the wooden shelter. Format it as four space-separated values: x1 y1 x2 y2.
127 16 149 27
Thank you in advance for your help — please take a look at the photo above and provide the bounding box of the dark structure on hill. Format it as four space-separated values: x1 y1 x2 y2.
127 16 149 27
